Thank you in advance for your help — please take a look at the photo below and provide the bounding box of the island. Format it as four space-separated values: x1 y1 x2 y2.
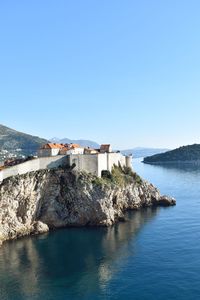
143 144 200 164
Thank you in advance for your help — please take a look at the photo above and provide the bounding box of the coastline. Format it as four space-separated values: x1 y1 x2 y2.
143 160 200 165
0 167 176 246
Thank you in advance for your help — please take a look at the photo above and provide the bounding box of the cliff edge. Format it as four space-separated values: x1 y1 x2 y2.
0 166 176 246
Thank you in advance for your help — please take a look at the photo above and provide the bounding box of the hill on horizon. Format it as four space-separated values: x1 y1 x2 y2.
0 124 48 161
0 124 100 162
143 144 200 163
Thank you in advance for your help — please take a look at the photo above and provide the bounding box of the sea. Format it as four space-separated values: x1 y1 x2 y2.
0 158 200 300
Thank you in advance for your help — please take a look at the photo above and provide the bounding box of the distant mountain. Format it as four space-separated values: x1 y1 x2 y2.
0 124 172 163
143 144 200 163
0 124 48 161
0 124 100 162
121 147 169 158
50 137 100 149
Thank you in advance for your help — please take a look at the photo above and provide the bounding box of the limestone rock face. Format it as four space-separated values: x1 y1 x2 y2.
0 169 175 245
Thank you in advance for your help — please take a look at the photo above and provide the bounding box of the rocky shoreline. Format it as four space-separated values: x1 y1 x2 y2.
0 167 176 246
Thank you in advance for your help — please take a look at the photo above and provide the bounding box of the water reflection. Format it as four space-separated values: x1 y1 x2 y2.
0 208 159 300
143 161 200 174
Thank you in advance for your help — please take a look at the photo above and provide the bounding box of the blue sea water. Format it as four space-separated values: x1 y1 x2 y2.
1 159 200 300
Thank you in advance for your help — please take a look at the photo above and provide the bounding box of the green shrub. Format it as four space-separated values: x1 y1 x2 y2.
91 165 143 188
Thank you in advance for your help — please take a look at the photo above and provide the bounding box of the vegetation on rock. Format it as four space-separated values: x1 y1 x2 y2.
92 165 142 187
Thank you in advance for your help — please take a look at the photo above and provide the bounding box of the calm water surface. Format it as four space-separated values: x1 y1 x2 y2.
0 159 200 300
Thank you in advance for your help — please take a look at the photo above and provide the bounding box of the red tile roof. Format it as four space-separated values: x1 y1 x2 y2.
42 143 65 149
65 143 81 149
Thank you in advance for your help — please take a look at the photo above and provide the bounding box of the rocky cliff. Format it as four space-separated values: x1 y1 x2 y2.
0 167 176 246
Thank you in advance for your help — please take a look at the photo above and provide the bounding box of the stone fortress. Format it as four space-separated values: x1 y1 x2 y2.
0 143 132 182
39 143 132 177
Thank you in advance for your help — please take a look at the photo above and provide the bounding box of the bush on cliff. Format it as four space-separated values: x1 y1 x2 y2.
93 165 142 187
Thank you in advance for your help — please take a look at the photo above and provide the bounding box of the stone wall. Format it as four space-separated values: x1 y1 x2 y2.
69 154 99 176
38 148 60 157
0 152 132 182
107 153 126 172
0 156 68 182
68 152 130 177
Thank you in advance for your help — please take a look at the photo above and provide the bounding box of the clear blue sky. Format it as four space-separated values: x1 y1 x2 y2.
1 0 200 149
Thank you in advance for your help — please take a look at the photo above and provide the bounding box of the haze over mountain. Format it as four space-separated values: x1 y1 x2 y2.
51 140 168 157
50 137 100 149
143 144 200 163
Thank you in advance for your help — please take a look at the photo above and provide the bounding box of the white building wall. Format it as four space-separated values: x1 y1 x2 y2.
97 154 107 177
51 149 60 156
0 172 3 182
66 148 84 155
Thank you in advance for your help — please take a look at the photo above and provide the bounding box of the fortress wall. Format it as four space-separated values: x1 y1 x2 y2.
107 153 126 172
38 156 68 169
119 154 126 167
38 149 51 157
0 153 131 182
69 153 128 177
126 156 132 168
0 156 68 182
55 153 128 177
69 153 112 177
80 155 99 176
69 154 99 176
97 154 108 177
